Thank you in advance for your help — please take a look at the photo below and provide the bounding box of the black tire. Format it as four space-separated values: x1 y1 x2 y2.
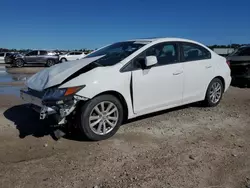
61 58 67 62
46 59 55 67
78 94 124 141
8 63 13 68
15 59 24 68
204 78 224 107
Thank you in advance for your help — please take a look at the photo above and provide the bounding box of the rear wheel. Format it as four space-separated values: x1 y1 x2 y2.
78 94 123 141
61 58 67 62
15 59 24 68
46 59 55 67
204 78 224 107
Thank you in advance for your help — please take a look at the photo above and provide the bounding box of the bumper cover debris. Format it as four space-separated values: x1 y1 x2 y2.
20 88 85 124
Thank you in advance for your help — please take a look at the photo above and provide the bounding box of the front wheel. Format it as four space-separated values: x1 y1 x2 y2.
78 94 124 141
204 78 224 107
15 59 24 68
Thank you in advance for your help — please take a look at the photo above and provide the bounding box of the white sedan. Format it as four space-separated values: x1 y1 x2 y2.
59 51 86 62
20 37 231 141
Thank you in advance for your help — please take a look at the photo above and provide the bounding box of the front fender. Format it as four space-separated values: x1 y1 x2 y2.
59 66 135 118
15 57 24 61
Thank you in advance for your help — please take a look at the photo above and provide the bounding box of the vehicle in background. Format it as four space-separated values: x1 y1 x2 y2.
59 51 86 62
0 52 14 64
227 45 250 86
58 50 69 55
212 48 235 57
52 50 67 56
5 50 60 67
20 37 231 141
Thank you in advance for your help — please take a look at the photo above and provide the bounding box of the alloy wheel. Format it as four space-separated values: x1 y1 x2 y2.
16 60 24 67
89 101 119 135
47 60 55 67
209 82 222 104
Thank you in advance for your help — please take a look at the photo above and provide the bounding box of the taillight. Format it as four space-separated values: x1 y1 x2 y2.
226 60 230 67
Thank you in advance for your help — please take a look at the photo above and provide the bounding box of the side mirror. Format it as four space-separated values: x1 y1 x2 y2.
145 56 157 67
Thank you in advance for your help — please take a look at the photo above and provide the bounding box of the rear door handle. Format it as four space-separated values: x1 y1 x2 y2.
173 71 183 75
206 65 212 69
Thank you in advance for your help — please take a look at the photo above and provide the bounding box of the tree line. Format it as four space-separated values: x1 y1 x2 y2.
208 44 249 49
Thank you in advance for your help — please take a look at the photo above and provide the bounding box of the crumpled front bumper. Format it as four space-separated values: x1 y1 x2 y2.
20 88 80 124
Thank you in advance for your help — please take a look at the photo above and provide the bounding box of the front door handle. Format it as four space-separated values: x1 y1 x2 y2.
173 71 183 75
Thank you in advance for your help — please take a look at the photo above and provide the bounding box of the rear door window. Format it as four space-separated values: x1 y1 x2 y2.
39 50 48 55
27 51 38 56
74 52 82 55
181 42 211 62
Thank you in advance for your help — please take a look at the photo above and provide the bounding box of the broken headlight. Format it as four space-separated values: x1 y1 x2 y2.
42 86 85 101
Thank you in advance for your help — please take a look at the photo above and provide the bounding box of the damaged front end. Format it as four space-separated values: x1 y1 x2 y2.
20 85 88 126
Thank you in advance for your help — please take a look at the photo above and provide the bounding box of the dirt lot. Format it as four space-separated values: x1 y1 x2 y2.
0 86 250 188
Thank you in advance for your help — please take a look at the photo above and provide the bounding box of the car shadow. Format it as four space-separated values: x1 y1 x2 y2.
3 104 92 141
231 78 250 88
3 104 57 139
3 102 204 142
124 102 202 125
65 102 205 142
62 131 93 142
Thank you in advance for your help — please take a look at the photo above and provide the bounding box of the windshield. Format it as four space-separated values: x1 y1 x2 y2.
85 41 149 66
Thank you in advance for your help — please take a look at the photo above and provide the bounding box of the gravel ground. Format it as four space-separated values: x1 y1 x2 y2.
0 86 250 188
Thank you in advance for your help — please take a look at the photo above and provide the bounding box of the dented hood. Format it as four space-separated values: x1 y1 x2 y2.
26 55 104 91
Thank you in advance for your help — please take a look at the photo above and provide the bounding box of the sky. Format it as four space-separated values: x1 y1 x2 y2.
0 0 249 50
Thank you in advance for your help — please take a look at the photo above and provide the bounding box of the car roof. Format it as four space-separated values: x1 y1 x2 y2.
128 37 197 43
239 45 250 48
129 37 212 52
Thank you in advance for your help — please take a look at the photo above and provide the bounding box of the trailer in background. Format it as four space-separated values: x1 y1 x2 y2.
212 48 235 57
